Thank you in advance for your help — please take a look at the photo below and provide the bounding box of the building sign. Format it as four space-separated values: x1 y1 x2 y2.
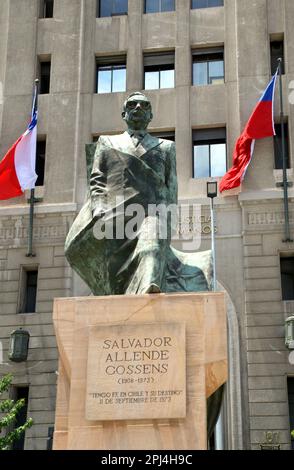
86 323 186 421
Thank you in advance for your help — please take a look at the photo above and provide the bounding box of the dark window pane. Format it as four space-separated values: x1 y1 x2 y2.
12 387 29 450
44 0 54 18
192 0 223 8
271 41 284 75
113 0 128 15
161 0 175 12
145 0 174 12
274 123 290 169
24 270 38 313
100 0 112 17
36 140 46 186
145 0 159 13
40 62 51 94
281 257 294 300
192 0 207 7
209 0 223 6
99 0 128 17
40 0 54 18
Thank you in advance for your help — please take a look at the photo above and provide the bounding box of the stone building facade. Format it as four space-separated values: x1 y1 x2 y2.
0 0 294 450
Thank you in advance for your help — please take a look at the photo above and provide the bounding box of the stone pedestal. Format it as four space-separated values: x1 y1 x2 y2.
52 292 227 450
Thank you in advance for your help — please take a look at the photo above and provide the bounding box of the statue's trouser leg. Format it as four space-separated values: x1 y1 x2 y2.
207 384 225 442
126 216 168 294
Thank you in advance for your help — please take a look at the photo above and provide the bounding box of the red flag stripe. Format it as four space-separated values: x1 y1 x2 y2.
0 137 23 200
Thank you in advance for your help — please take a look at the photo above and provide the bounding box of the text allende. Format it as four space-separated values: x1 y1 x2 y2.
102 336 172 349
105 349 169 363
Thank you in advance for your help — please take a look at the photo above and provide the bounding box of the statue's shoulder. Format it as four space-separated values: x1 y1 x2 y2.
144 134 175 149
157 138 175 152
97 133 126 148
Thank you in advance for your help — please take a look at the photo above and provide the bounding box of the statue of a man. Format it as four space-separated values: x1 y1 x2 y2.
64 92 222 439
65 92 212 296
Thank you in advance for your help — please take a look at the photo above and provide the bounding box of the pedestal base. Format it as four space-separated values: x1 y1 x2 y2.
53 292 227 450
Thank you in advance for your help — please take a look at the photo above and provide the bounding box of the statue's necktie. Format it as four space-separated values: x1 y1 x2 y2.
131 133 145 147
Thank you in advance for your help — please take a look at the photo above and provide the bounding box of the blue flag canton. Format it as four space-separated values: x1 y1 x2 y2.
28 111 37 131
260 74 277 102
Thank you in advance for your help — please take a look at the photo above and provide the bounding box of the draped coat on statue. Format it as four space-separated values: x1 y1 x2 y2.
65 132 212 295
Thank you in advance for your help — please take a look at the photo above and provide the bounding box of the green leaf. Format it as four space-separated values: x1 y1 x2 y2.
0 374 34 451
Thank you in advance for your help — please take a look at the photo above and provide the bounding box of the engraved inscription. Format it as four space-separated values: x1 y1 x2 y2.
86 323 186 421
248 211 294 226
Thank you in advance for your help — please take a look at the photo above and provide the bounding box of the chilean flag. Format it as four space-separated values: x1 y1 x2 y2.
220 71 278 194
0 92 38 200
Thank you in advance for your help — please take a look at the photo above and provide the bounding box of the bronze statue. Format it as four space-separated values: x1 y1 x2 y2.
64 92 223 439
65 92 212 296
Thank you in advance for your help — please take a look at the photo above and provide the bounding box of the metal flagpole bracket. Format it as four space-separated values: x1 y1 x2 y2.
26 191 42 258
276 182 293 188
26 195 43 204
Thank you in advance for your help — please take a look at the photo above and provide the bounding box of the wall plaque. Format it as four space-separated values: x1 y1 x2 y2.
86 322 186 421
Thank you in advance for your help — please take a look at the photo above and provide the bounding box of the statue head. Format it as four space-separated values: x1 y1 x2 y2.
122 92 153 131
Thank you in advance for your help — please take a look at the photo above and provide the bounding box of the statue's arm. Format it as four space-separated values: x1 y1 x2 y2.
89 138 107 219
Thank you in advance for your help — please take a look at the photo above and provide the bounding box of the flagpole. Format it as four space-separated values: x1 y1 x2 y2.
278 58 292 243
26 79 39 258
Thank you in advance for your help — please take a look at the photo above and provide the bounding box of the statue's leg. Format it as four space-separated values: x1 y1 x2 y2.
207 384 225 442
125 216 168 294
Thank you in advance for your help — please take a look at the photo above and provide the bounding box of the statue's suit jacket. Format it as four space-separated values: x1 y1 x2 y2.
65 131 212 295
90 132 177 220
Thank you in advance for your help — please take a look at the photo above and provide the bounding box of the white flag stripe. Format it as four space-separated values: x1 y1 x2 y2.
15 124 37 190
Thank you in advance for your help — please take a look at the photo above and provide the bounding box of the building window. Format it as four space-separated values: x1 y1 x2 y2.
36 139 46 186
11 386 29 450
192 48 224 86
274 122 290 170
40 0 54 18
288 378 294 450
144 52 175 90
96 57 126 93
145 0 175 13
97 0 128 17
191 0 224 8
193 128 226 178
19 268 38 314
39 60 51 94
270 40 285 75
280 257 294 301
150 131 175 141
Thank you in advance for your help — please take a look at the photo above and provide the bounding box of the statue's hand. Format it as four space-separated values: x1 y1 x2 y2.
93 208 105 221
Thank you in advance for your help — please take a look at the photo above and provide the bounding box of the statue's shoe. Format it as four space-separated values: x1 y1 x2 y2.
145 283 161 294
